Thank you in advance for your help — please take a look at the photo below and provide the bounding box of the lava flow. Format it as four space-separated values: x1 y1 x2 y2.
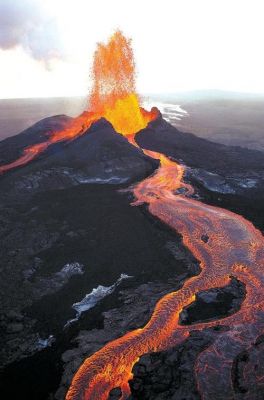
0 112 99 174
0 30 156 175
1 30 263 399
64 33 264 400
66 151 264 400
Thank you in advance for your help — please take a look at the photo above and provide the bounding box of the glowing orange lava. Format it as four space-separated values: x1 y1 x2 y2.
66 152 264 400
1 30 263 399
0 111 99 174
89 30 156 136
0 31 156 175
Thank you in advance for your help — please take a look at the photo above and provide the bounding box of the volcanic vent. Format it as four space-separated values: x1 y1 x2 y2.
0 30 158 175
1 28 264 400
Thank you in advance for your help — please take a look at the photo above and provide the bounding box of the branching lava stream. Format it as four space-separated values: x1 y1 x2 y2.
0 30 263 399
66 150 264 400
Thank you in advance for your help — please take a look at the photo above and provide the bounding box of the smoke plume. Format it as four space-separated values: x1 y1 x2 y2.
0 0 64 65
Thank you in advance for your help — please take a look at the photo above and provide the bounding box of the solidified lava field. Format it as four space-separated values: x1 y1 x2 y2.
0 31 263 400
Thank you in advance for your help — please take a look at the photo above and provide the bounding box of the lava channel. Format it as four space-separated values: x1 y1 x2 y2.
66 151 264 400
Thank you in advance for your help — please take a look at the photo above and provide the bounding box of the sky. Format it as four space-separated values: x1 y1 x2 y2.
0 0 264 99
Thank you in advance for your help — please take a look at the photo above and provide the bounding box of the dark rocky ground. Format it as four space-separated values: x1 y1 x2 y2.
127 327 229 400
136 116 264 231
127 328 264 400
148 92 264 151
136 116 264 175
0 115 263 399
0 115 72 165
0 117 158 197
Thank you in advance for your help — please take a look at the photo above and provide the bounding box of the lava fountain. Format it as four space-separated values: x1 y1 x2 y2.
0 31 157 174
1 29 263 400
89 30 156 137
65 35 264 400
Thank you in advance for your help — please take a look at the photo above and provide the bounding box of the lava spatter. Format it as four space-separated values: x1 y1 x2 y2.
1 30 263 400
89 30 157 136
0 31 156 175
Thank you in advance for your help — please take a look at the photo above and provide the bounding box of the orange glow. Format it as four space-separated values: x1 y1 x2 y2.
1 30 263 399
0 111 99 174
66 150 264 400
0 31 156 174
89 30 156 136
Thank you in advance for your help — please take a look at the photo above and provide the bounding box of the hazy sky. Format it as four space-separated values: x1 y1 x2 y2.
0 0 263 98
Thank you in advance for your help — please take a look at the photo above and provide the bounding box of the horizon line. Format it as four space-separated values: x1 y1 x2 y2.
1 89 264 101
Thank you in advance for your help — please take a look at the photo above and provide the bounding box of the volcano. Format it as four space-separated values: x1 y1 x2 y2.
0 116 158 197
0 31 157 176
0 31 264 400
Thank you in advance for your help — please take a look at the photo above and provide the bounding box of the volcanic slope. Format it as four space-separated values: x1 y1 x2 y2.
0 115 72 166
66 121 264 400
136 114 264 230
1 115 264 400
0 116 178 372
0 118 158 197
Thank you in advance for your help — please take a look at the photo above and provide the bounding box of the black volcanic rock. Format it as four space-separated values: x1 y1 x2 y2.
136 115 264 231
0 115 72 165
128 328 264 400
128 327 228 400
0 118 158 195
1 112 263 400
179 277 245 325
233 335 264 397
41 117 158 184
0 180 198 368
108 387 123 399
136 116 264 175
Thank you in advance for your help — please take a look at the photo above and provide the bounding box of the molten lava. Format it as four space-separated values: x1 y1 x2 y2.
89 30 155 136
0 31 156 175
66 151 264 400
1 29 263 400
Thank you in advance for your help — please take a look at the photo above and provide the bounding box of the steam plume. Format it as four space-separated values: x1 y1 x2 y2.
0 0 64 65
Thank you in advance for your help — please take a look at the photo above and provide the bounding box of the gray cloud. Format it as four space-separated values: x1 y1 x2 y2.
0 0 65 64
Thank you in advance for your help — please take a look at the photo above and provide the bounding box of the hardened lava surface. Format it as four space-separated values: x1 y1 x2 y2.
66 152 264 400
0 29 263 400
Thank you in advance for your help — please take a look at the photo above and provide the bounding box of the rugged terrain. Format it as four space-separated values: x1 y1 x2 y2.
0 114 263 399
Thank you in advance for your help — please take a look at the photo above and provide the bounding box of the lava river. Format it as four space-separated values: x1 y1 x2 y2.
66 149 264 400
0 30 263 399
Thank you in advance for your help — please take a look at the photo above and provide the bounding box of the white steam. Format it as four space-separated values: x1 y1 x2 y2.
0 0 65 65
